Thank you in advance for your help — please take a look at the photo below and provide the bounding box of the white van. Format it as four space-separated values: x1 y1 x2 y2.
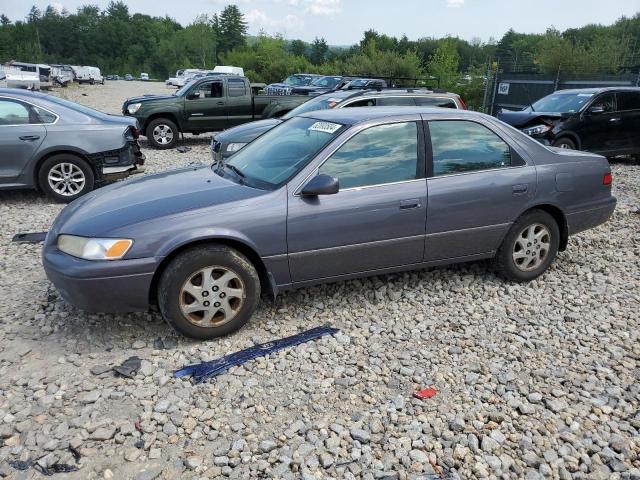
213 65 244 76
73 66 104 85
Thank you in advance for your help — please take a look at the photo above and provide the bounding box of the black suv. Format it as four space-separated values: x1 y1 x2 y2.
211 88 465 161
497 87 640 158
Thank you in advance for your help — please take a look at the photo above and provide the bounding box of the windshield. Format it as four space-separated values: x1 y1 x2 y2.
283 94 349 119
283 75 312 86
526 92 594 113
310 76 342 88
175 80 197 96
223 117 345 189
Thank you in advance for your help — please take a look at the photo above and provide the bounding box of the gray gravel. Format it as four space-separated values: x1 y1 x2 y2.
0 81 639 479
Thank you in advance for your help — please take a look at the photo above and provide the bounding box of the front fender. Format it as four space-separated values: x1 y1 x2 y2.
157 227 261 259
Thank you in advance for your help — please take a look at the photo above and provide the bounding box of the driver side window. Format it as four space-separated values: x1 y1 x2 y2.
592 93 615 113
319 122 419 189
194 82 223 99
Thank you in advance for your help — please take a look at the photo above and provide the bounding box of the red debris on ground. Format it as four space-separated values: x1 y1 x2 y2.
413 387 438 399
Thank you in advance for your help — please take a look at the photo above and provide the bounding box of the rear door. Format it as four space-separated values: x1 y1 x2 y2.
0 98 46 186
616 91 640 154
226 78 253 127
423 117 537 262
184 80 226 131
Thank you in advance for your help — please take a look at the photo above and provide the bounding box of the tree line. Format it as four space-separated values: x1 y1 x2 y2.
1 2 638 108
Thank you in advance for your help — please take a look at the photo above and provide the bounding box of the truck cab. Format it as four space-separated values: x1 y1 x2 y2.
123 75 310 149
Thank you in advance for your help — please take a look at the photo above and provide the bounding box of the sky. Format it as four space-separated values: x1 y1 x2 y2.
2 0 639 44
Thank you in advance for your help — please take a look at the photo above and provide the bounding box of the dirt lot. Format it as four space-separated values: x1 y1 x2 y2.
0 81 639 480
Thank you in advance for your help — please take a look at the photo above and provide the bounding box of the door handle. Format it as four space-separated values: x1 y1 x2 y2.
512 184 528 195
19 135 40 141
610 117 621 122
217 101 225 105
399 199 421 210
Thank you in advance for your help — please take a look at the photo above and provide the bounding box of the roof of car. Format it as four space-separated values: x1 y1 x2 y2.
313 88 460 102
0 88 49 100
300 106 478 124
551 87 640 94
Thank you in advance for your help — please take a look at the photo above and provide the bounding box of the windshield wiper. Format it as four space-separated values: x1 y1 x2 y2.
224 163 246 184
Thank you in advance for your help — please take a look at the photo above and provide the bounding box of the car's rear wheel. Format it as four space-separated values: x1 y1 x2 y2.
552 137 576 150
38 154 95 203
158 245 260 340
495 210 560 282
146 118 179 149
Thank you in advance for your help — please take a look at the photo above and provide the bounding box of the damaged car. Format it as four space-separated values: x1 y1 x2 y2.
497 87 640 158
43 107 615 339
0 88 144 202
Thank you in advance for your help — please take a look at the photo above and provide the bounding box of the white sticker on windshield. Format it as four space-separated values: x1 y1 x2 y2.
308 121 342 134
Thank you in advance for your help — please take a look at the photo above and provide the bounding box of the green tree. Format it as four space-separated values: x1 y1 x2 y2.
310 37 328 65
428 38 460 89
289 39 307 57
217 5 246 57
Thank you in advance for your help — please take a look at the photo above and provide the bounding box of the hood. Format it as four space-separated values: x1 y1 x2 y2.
291 86 330 95
55 166 264 236
497 111 565 128
215 118 282 144
123 94 177 106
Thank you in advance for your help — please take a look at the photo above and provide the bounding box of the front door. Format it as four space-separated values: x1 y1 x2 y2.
0 98 46 186
424 118 537 262
287 120 427 283
184 80 227 132
579 92 623 155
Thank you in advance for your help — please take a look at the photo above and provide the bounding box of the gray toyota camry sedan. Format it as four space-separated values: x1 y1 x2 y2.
43 107 616 339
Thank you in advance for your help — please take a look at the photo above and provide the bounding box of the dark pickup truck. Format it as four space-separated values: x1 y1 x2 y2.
122 75 310 149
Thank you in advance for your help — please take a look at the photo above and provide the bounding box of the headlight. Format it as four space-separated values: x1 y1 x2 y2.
57 235 133 261
522 124 552 136
226 143 247 153
127 103 142 114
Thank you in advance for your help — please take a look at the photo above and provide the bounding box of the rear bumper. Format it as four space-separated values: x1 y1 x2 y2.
90 140 145 184
567 197 616 235
43 248 159 313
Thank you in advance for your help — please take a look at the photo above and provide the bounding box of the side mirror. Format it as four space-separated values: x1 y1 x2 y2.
187 91 201 100
588 106 605 115
301 174 339 196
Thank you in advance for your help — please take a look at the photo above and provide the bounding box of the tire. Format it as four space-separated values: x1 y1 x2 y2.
495 209 560 282
552 137 576 150
146 118 179 149
158 245 261 340
38 154 95 203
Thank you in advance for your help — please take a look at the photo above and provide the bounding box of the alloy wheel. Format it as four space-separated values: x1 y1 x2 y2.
512 223 551 272
179 266 245 327
47 162 86 197
152 124 174 145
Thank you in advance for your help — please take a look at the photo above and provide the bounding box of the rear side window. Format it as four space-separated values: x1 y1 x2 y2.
617 92 640 111
376 97 416 106
228 78 247 97
344 99 376 107
320 122 419 189
414 97 457 109
33 106 57 124
0 99 31 125
429 120 512 176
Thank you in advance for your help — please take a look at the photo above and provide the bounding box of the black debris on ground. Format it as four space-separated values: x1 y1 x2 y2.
12 232 48 244
113 356 142 378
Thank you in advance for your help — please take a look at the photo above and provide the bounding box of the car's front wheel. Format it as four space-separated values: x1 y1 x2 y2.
552 137 576 150
146 118 179 149
158 245 261 340
495 209 560 282
38 154 95 203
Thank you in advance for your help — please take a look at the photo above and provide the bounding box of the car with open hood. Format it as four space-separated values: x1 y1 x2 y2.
497 87 640 158
44 107 615 340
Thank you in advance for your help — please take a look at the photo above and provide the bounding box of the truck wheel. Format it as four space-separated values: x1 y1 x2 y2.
552 138 576 150
146 118 179 149
158 245 261 340
495 209 560 282
38 154 95 203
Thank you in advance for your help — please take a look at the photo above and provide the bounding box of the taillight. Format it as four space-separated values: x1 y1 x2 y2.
603 172 612 186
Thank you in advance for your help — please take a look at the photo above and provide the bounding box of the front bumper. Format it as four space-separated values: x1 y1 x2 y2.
43 247 159 313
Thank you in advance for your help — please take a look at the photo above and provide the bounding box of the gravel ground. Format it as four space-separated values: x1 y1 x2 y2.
0 81 639 480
